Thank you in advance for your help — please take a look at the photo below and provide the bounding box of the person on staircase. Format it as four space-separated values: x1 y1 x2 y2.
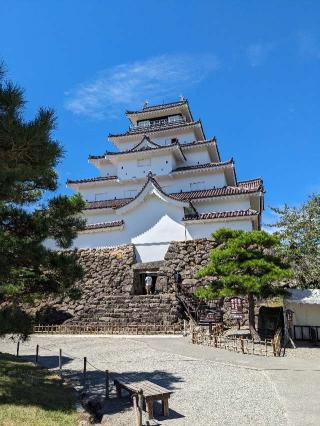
145 274 153 295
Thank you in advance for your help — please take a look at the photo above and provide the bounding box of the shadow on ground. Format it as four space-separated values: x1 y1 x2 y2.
15 353 185 423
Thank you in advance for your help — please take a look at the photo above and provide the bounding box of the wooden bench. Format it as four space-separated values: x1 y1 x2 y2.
114 376 172 420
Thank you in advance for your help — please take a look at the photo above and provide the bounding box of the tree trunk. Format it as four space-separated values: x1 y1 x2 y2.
248 293 260 341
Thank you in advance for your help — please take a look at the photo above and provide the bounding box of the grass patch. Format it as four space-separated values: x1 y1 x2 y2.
0 352 81 425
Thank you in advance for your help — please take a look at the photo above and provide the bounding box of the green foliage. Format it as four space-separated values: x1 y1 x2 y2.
0 306 33 340
270 194 320 287
196 228 291 300
0 63 86 327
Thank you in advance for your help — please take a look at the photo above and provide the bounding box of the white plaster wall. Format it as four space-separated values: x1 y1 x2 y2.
285 302 320 327
72 194 187 252
85 210 119 225
186 219 254 240
152 131 196 145
194 198 251 214
116 153 174 180
183 148 211 165
168 171 227 192
99 163 117 177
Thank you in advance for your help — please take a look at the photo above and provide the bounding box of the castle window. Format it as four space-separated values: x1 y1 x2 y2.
168 114 183 123
137 158 151 167
138 120 150 127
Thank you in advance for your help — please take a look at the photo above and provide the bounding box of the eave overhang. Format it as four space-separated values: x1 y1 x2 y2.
105 141 186 163
67 176 118 190
182 209 259 223
171 159 236 185
80 220 124 233
108 120 205 144
89 138 220 166
83 185 263 212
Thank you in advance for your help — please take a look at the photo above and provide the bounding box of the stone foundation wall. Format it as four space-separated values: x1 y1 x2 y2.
159 239 217 292
22 238 264 328
30 244 181 326
160 239 259 327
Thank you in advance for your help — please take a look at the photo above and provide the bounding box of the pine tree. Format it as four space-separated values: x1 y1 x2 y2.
0 64 86 336
196 228 291 337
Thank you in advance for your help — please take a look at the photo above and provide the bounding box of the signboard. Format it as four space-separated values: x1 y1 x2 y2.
230 297 243 316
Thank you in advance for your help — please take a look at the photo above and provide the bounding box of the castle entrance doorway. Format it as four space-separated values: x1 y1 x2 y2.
132 260 164 295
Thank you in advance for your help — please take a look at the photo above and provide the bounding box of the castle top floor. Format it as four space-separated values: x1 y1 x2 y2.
126 98 193 127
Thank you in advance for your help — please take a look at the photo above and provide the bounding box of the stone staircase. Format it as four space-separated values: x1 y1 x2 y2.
177 289 222 325
69 294 180 326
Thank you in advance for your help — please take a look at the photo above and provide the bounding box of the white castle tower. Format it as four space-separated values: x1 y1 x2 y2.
67 99 264 262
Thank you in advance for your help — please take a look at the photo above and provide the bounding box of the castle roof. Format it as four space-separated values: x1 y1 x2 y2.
126 99 189 115
172 159 233 173
82 220 124 232
84 179 263 210
237 178 264 190
182 209 259 222
88 138 219 163
70 158 233 187
67 176 117 185
108 120 205 140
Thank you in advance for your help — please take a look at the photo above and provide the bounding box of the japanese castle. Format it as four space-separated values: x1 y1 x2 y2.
68 99 264 262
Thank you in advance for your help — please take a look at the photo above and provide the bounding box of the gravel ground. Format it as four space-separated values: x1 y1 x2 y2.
0 335 287 426
285 342 320 361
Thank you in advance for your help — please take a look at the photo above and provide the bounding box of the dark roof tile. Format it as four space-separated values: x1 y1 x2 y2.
67 176 117 184
183 209 259 221
84 220 124 230
108 120 202 138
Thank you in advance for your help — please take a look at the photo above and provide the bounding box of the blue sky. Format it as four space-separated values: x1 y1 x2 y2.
1 1 319 225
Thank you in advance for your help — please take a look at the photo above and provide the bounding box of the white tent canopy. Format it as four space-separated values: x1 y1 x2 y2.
285 289 320 305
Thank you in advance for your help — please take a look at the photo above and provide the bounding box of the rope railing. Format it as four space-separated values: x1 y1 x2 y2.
14 339 112 397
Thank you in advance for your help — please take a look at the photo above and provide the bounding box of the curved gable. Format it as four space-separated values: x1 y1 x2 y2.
116 174 190 214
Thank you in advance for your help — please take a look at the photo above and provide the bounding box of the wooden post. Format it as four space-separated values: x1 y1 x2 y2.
146 399 154 420
83 357 87 387
208 322 212 336
105 370 109 399
16 341 20 357
162 397 169 416
138 388 143 411
35 344 39 363
240 337 245 354
133 393 142 426
59 349 62 371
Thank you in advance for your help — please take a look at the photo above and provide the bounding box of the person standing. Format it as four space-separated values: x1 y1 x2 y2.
145 274 152 295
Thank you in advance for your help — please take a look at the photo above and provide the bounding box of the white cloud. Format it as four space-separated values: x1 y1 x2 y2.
246 42 274 67
65 54 219 119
